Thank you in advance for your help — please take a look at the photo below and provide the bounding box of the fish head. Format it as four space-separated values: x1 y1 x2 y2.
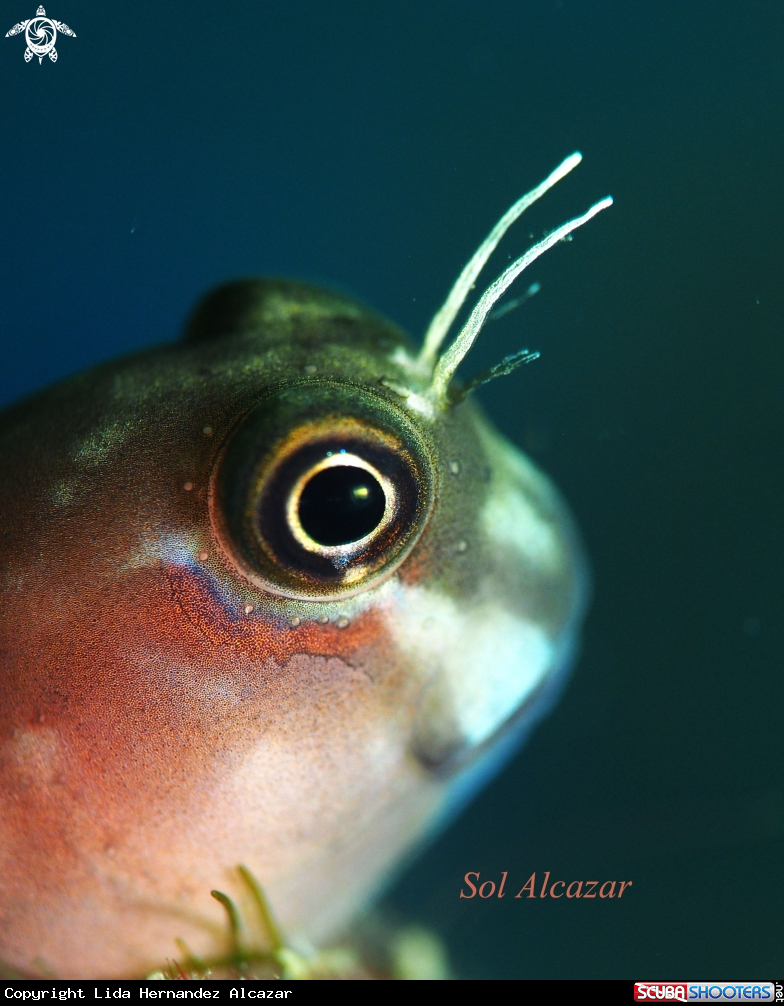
0 278 586 977
0 144 613 977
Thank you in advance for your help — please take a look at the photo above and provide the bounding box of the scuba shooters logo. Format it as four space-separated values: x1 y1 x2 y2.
634 984 776 1001
5 6 75 63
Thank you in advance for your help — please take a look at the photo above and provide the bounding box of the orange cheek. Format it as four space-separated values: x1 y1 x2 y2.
0 530 429 977
166 560 384 662
0 554 394 867
2 557 386 769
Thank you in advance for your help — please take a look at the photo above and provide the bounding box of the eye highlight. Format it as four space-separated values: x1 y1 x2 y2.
210 382 434 599
291 454 392 549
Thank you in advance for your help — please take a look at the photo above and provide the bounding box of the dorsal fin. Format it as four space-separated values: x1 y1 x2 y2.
182 278 363 345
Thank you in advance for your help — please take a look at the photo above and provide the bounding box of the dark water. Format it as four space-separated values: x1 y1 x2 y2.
1 0 782 980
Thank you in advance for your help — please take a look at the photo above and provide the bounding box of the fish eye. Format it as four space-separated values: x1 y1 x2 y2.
210 382 434 599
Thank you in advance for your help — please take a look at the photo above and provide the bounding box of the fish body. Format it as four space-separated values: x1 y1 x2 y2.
0 159 608 978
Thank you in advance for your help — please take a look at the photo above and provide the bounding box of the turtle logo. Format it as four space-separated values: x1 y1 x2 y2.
5 6 75 64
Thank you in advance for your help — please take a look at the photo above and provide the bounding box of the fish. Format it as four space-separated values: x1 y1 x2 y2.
0 154 611 978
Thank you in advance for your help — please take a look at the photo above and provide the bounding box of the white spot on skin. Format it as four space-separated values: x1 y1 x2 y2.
289 617 302 629
75 421 132 466
481 484 560 572
389 345 427 378
122 529 206 571
401 392 437 420
336 616 350 629
244 604 255 615
388 585 554 754
478 433 565 575
6 728 62 787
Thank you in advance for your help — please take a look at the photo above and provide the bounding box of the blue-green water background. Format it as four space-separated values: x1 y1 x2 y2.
1 0 782 980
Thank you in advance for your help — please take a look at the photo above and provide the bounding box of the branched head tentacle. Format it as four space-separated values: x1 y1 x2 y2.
423 176 612 408
417 152 583 373
453 347 541 402
488 281 541 321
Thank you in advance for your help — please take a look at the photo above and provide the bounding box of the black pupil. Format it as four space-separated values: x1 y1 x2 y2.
298 465 386 546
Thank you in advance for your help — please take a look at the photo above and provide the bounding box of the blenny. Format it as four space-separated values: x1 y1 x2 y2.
0 154 610 978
